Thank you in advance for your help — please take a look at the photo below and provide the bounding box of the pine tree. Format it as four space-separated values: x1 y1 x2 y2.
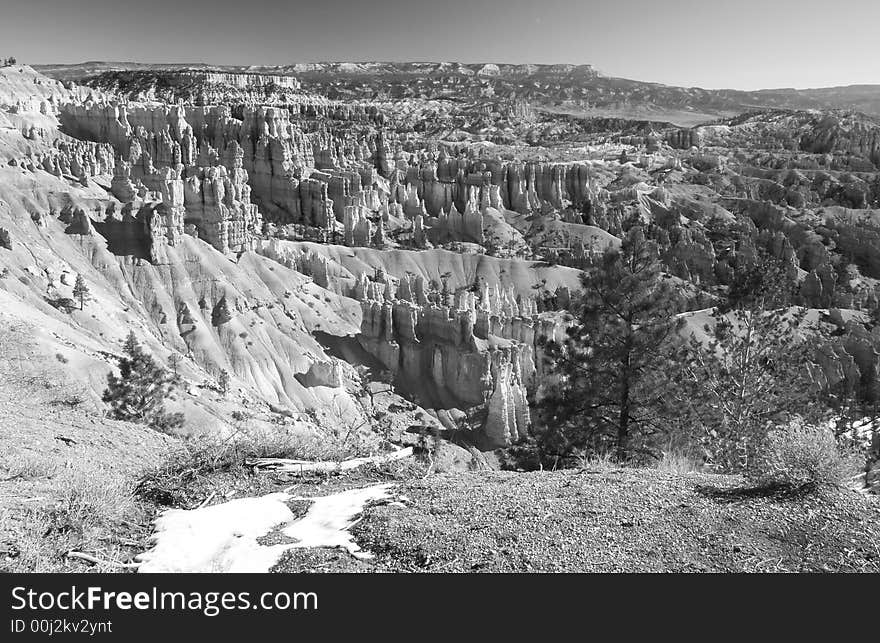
672 304 830 472
72 274 90 310
537 226 686 464
723 247 797 313
218 369 230 397
102 331 184 432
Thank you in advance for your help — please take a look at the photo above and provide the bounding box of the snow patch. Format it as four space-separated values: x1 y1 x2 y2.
136 484 393 573
282 485 393 557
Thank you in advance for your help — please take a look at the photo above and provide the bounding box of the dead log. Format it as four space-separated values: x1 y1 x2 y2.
247 447 413 474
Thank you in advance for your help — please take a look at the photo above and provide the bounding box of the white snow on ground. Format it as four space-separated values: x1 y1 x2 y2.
136 484 393 573
282 485 393 557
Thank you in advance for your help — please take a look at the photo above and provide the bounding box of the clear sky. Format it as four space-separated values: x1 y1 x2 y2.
2 0 877 90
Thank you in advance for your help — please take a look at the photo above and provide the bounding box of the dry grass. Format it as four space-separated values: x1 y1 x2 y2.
578 451 619 471
0 323 176 573
4 465 144 572
654 451 705 475
0 452 59 481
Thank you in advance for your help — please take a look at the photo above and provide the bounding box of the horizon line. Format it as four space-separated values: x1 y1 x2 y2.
25 59 880 94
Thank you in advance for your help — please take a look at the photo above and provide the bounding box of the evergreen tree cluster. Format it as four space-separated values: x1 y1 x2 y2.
102 331 184 433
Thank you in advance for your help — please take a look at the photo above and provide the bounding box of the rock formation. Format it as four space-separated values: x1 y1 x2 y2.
352 270 568 448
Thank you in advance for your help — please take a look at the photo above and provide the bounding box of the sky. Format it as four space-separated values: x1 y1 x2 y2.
2 0 878 91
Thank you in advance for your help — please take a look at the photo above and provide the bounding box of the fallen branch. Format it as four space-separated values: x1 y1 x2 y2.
247 447 413 474
196 491 216 509
65 551 141 569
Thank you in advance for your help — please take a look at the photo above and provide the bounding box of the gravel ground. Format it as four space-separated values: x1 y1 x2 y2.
273 466 880 573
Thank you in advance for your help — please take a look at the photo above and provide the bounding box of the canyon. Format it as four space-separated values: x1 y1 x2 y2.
1 58 879 483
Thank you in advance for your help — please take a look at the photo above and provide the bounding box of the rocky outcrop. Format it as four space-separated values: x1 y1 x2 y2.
662 225 717 284
211 296 234 326
800 113 880 168
60 101 269 256
184 72 300 90
36 139 114 179
432 200 483 244
296 360 343 388
142 201 184 264
666 128 702 149
483 348 531 447
258 240 332 288
55 99 613 258
182 153 263 253
388 149 597 216
351 270 568 448
343 204 372 247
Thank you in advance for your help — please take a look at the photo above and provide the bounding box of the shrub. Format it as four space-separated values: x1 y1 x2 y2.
502 435 583 471
231 410 251 423
47 297 77 313
50 394 85 407
501 437 545 471
746 421 859 491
